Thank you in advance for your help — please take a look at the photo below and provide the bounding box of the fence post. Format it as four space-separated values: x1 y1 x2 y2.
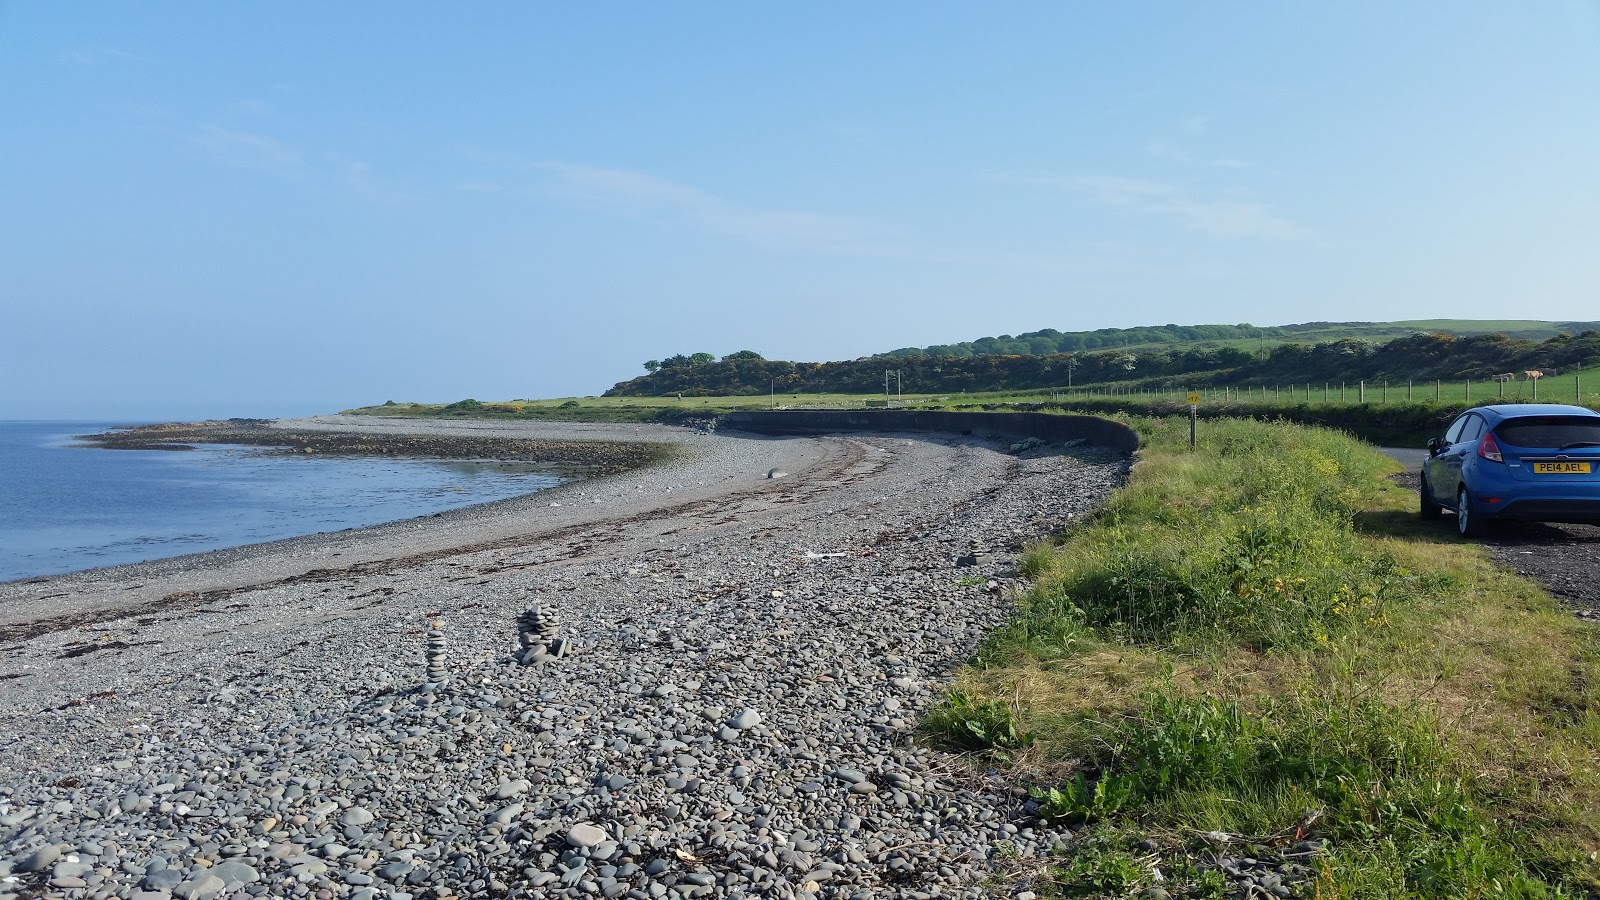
1579 374 1583 404
1436 380 1441 402
1407 380 1412 401
1359 380 1365 403
1533 376 1538 400
1465 380 1470 401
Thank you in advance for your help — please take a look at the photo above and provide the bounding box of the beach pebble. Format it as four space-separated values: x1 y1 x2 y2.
567 823 609 848
18 846 60 873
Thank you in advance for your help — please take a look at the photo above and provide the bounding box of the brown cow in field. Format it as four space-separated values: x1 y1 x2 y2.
1525 370 1545 381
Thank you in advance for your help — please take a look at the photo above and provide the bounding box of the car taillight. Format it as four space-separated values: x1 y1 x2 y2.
1478 431 1504 463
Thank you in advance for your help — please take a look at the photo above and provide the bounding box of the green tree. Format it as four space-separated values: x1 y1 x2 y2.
644 360 661 373
689 352 715 365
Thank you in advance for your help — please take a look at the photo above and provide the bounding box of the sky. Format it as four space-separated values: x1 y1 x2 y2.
3 2 1598 419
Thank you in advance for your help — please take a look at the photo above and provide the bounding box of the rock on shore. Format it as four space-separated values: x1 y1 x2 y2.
0 427 1128 899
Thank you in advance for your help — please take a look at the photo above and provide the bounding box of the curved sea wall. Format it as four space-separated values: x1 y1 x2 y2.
723 409 1140 453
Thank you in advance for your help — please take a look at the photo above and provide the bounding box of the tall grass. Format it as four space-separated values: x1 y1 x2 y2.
934 417 1600 897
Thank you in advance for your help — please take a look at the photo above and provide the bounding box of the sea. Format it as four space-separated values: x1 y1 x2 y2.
0 421 566 583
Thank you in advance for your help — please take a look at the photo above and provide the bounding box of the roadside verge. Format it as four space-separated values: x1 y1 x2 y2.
932 416 1600 896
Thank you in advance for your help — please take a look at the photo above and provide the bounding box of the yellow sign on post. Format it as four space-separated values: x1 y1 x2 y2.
1186 391 1202 406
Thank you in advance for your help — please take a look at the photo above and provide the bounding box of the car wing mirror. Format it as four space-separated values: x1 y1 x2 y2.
1426 437 1443 456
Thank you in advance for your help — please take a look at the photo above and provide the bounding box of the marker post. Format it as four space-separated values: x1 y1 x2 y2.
1186 391 1201 450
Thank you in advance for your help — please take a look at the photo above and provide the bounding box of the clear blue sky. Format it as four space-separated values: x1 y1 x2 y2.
4 2 1597 419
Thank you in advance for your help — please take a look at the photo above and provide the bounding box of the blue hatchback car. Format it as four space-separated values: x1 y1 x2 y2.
1421 404 1600 537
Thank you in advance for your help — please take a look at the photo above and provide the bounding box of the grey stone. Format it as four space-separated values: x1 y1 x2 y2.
209 860 259 887
18 846 59 873
143 868 184 891
491 779 531 800
172 873 226 900
567 823 608 848
339 806 375 827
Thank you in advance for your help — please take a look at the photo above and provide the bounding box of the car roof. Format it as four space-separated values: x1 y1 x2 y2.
1476 404 1600 422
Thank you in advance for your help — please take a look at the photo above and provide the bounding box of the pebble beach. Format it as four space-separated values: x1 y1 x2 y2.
0 416 1129 900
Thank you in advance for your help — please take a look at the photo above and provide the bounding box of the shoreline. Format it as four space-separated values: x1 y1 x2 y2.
1 416 837 641
0 415 1131 899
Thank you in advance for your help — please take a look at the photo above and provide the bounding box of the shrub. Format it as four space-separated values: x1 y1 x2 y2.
1036 691 1555 895
926 691 1031 750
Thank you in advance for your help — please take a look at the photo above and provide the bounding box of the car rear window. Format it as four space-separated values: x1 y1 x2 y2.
1494 416 1600 448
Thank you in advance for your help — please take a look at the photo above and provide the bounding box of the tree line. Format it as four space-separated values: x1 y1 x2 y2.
606 331 1600 397
643 350 762 372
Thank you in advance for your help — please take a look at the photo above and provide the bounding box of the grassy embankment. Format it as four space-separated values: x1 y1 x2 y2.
341 394 948 424
345 362 1600 444
928 417 1600 897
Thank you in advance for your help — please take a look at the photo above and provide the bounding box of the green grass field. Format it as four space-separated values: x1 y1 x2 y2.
1049 362 1600 408
906 319 1598 357
346 363 1600 429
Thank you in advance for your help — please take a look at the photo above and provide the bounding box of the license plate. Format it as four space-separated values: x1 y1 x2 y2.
1533 461 1593 474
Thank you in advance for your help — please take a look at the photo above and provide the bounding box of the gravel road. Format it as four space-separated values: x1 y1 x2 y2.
0 418 1129 899
1378 446 1600 615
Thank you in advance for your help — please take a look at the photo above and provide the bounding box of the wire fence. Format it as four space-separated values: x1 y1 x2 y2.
1050 375 1597 410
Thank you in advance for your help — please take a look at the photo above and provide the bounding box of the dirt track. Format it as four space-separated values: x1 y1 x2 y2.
1381 449 1600 617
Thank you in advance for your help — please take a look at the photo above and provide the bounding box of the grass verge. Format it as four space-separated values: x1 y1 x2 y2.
930 416 1600 897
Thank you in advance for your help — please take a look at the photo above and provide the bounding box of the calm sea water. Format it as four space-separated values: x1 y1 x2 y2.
0 421 566 582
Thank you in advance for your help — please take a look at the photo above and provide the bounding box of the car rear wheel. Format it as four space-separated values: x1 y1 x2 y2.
1419 472 1443 519
1456 486 1488 538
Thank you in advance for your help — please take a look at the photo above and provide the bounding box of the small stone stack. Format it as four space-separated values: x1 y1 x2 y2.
423 620 449 692
955 537 992 568
517 602 568 664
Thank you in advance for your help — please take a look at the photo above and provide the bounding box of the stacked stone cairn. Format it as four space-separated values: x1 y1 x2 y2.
516 601 569 664
423 620 449 694
955 536 992 568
